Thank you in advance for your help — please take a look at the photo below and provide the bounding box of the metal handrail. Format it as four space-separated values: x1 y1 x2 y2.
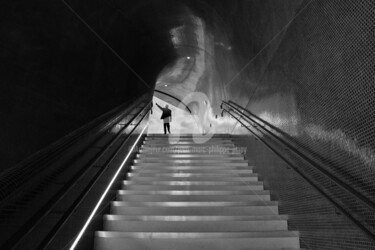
154 89 192 114
0 96 152 248
222 100 375 211
221 100 375 242
0 95 144 202
37 102 152 249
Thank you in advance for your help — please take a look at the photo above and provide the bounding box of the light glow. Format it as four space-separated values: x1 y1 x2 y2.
69 125 148 249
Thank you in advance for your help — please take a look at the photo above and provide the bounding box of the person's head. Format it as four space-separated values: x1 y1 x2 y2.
165 105 169 109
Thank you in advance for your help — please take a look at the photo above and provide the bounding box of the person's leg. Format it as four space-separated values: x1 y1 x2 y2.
166 123 170 134
163 123 167 134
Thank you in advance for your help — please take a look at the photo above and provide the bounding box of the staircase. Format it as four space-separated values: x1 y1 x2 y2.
94 134 301 250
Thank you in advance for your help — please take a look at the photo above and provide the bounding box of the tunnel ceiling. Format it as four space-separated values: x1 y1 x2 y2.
0 0 305 169
149 0 305 114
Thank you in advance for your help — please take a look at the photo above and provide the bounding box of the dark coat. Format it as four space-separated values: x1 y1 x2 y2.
156 103 172 119
160 108 171 119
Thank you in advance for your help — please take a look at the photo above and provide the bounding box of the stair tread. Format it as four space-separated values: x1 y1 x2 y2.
103 215 289 221
131 165 252 169
124 181 259 186
124 186 264 191
136 154 244 158
96 231 299 238
124 182 263 186
112 201 278 207
117 190 270 195
93 135 299 250
128 173 255 177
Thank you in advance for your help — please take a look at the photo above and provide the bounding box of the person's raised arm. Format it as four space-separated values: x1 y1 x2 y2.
155 103 163 111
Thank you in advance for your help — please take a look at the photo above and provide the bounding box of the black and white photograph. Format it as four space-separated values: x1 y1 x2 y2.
0 0 374 249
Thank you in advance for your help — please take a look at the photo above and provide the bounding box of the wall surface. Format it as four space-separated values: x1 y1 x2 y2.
152 0 375 248
0 0 178 171
233 135 375 249
212 0 375 248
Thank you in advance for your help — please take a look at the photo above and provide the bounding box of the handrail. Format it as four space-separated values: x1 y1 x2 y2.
221 100 375 242
154 89 192 114
0 96 152 248
222 100 375 211
228 100 294 139
0 95 144 202
38 101 152 249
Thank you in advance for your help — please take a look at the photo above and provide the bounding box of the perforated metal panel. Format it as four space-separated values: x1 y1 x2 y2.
228 0 375 249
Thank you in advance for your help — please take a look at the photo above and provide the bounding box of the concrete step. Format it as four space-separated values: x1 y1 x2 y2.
141 142 238 147
130 167 253 174
110 205 279 216
103 217 288 232
127 172 255 177
92 135 300 250
136 154 244 159
116 194 270 202
94 231 300 250
134 159 247 164
131 164 252 169
132 162 249 167
103 214 288 221
144 140 234 144
145 137 232 141
126 176 258 182
123 181 259 186
135 157 245 161
143 141 234 145
146 134 230 138
122 183 264 191
142 140 234 147
116 190 270 196
139 149 244 154
111 201 277 207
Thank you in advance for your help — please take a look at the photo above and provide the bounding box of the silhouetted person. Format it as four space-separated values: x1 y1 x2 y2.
156 103 172 134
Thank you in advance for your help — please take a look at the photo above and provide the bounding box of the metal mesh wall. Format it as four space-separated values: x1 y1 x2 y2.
228 0 375 249
233 136 375 249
